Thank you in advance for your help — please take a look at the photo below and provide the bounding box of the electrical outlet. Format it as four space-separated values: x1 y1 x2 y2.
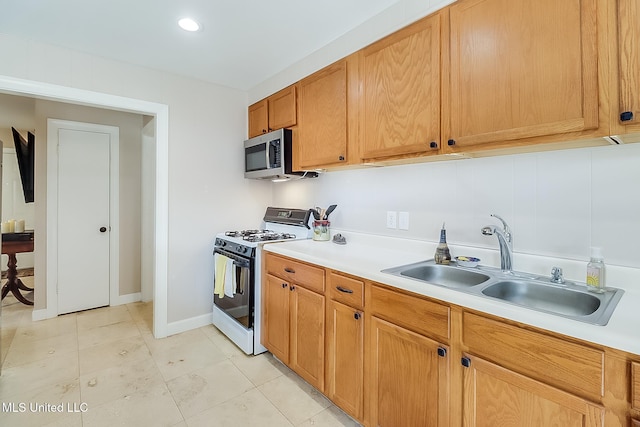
386 211 397 229
399 212 409 230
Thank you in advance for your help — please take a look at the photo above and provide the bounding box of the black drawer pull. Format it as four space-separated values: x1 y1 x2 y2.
284 268 295 274
461 357 471 368
621 111 634 122
448 139 456 146
336 286 353 294
429 141 438 149
437 347 447 357
354 312 361 320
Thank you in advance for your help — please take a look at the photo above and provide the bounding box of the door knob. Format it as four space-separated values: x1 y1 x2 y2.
99 227 107 233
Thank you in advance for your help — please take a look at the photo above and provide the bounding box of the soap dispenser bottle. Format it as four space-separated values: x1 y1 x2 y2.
586 247 606 293
434 223 452 265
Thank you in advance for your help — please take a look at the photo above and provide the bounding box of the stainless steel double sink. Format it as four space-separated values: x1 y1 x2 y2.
382 260 624 326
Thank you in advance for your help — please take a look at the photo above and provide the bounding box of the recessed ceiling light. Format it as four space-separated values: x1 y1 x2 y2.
178 18 201 32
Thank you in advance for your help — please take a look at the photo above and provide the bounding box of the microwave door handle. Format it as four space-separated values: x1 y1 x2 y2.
265 142 270 168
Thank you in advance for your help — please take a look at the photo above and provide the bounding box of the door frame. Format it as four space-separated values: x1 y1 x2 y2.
47 119 119 314
0 75 169 338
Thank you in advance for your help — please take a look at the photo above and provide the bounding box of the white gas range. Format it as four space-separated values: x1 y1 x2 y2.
212 207 312 355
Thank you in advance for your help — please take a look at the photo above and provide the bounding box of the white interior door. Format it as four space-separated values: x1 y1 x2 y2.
57 127 112 314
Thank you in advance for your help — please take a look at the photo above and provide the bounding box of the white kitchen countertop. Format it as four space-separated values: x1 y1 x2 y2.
264 230 640 356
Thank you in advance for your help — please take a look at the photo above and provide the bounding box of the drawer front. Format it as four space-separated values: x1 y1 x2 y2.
463 311 604 401
265 253 325 293
329 271 364 309
633 362 640 411
369 284 449 342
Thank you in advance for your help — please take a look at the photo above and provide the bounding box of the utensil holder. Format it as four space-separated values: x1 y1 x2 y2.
313 220 330 241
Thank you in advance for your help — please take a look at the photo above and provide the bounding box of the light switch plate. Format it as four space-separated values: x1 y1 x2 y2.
399 212 409 230
386 211 397 229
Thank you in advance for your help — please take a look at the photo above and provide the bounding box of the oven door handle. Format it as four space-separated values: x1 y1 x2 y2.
214 247 250 267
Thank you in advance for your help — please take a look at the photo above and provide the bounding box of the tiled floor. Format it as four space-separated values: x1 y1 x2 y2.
0 277 360 427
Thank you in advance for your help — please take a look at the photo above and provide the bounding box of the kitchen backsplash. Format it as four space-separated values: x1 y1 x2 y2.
273 142 640 269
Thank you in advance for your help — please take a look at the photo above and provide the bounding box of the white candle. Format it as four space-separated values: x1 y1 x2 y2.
8 219 15 233
1 222 9 233
15 220 25 233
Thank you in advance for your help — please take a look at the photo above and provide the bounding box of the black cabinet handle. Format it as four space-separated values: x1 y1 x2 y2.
289 285 295 291
336 286 353 294
284 268 295 274
99 227 107 233
461 357 471 368
429 141 438 149
281 283 287 289
338 155 345 161
621 111 634 122
354 312 361 320
262 129 267 133
447 139 456 146
437 347 447 357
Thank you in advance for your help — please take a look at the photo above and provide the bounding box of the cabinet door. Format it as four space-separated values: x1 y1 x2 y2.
445 0 600 150
326 300 363 420
462 355 603 427
263 274 290 363
618 0 640 129
268 85 297 130
360 13 441 161
248 99 269 138
370 316 449 427
298 60 349 168
290 284 325 391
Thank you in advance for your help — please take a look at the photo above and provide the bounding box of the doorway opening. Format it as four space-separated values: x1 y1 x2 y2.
0 75 169 338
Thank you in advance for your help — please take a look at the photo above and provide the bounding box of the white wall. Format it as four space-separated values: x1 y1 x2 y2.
0 33 273 324
274 142 640 272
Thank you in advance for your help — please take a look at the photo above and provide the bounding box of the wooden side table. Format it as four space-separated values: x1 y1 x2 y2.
1 231 34 305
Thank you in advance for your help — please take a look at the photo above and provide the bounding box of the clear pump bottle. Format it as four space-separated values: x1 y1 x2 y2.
586 247 605 293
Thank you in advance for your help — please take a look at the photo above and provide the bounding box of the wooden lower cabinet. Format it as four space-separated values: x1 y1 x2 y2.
462 355 603 427
289 283 325 391
369 316 449 427
263 274 290 363
326 299 364 420
262 258 325 392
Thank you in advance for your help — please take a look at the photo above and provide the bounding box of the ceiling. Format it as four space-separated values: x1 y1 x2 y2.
0 0 399 91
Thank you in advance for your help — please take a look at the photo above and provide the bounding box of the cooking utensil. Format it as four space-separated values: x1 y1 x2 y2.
310 208 320 220
323 204 337 220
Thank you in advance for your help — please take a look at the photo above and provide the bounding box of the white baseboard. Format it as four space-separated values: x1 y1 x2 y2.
30 293 141 322
114 292 142 305
166 312 213 336
32 308 56 322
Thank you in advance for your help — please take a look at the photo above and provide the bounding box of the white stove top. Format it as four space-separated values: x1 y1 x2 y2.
216 223 312 248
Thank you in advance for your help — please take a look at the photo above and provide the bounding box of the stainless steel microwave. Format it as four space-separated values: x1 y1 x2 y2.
243 129 316 180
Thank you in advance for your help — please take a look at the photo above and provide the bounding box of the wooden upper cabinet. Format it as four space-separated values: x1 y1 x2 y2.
444 0 603 152
248 85 297 138
360 13 441 161
248 99 269 138
617 0 640 131
298 55 358 169
268 85 297 131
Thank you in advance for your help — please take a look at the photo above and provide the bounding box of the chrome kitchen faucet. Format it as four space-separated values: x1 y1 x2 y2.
481 214 513 273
